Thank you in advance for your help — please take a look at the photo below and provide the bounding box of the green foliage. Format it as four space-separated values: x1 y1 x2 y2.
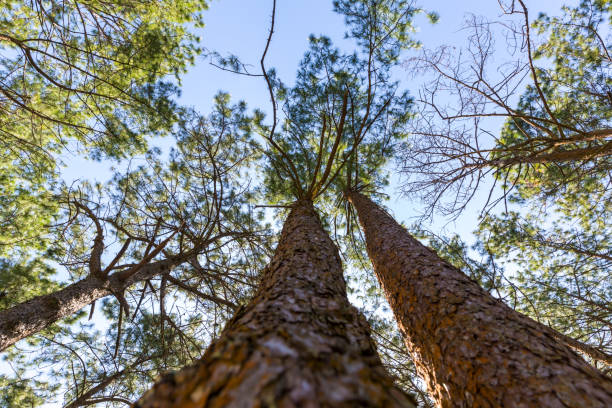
259 0 416 211
496 0 611 202
0 0 208 152
477 208 611 356
0 374 51 407
0 258 60 310
0 0 209 271
478 1 612 358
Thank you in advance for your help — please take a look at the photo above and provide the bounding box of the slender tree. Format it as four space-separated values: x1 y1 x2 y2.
0 0 209 308
347 189 612 407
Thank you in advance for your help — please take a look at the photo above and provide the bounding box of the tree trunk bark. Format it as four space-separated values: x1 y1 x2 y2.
0 259 174 352
347 190 612 407
134 200 416 407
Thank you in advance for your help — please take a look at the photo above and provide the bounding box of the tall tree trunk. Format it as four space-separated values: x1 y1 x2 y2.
347 190 612 407
135 200 416 407
0 259 175 351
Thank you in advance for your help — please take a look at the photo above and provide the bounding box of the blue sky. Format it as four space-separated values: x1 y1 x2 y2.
173 0 568 239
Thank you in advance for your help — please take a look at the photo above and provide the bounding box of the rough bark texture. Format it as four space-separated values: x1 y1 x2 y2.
0 259 173 352
347 190 612 408
135 200 416 408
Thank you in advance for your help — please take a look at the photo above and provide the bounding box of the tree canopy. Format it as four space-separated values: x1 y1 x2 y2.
1 0 611 406
400 0 611 373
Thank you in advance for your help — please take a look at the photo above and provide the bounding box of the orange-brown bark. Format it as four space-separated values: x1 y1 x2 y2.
347 190 612 407
134 200 415 408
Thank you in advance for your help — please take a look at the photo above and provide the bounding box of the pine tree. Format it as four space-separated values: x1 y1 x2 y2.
347 189 612 407
398 0 612 377
0 99 262 351
135 1 421 404
136 199 416 407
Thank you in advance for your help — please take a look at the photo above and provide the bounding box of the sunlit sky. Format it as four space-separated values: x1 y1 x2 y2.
7 0 576 406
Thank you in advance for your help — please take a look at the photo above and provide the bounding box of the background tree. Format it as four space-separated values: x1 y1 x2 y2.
397 0 612 378
0 96 272 405
400 0 611 215
0 97 265 351
0 0 210 310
